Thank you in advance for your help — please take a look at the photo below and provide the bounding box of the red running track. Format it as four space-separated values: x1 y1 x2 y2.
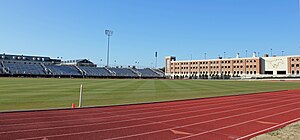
1 90 300 140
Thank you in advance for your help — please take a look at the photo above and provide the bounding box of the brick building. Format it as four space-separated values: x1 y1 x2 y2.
165 53 300 79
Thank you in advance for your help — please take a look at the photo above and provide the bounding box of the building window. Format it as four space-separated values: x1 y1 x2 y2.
292 64 295 67
297 71 300 75
296 64 299 67
292 71 295 74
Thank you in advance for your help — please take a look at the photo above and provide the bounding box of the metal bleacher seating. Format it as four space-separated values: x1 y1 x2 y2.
46 65 81 76
152 69 165 76
5 63 46 75
108 68 138 77
135 68 161 77
79 66 112 77
0 63 3 74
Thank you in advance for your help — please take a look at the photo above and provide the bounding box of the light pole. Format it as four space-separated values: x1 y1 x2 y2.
105 29 113 67
271 48 273 57
155 52 158 68
204 53 207 60
245 50 248 58
223 52 226 59
281 51 284 56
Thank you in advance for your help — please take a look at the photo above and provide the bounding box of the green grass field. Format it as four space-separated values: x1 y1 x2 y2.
0 78 299 112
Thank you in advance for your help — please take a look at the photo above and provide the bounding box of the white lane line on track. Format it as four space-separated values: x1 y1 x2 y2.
0 93 300 122
0 93 257 121
107 104 300 140
235 117 300 140
175 109 300 140
0 90 290 119
2 92 292 127
15 98 300 140
1 92 298 132
2 95 295 134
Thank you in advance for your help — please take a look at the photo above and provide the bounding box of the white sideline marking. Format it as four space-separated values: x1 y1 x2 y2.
2 95 299 134
236 117 300 140
108 105 300 140
256 121 278 125
0 93 254 121
15 99 300 140
1 90 289 120
170 129 192 135
175 108 300 140
1 93 289 127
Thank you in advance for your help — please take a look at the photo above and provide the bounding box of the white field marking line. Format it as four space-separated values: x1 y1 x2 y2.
105 102 300 140
0 97 269 128
1 93 249 117
14 98 300 140
1 94 255 121
175 108 300 140
0 94 283 126
3 90 295 122
236 117 300 140
6 90 286 118
0 90 289 119
1 92 295 128
2 95 294 134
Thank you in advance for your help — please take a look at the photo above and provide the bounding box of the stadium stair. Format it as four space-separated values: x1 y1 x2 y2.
1 62 10 74
74 65 86 75
40 63 51 74
105 67 116 76
151 68 165 77
130 68 142 77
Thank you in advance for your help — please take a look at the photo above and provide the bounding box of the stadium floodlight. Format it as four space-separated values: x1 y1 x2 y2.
105 29 113 67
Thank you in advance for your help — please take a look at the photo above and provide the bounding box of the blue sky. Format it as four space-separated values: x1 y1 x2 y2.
0 0 299 68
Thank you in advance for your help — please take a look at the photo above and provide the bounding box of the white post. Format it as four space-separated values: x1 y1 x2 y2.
79 84 83 108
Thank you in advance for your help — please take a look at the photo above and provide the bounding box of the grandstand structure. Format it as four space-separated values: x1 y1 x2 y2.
165 53 300 79
0 53 164 78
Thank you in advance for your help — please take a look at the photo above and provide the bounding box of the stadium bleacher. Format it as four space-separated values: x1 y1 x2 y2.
0 63 3 74
46 65 81 76
0 54 165 78
5 62 46 75
79 66 112 77
108 68 138 77
135 68 161 77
